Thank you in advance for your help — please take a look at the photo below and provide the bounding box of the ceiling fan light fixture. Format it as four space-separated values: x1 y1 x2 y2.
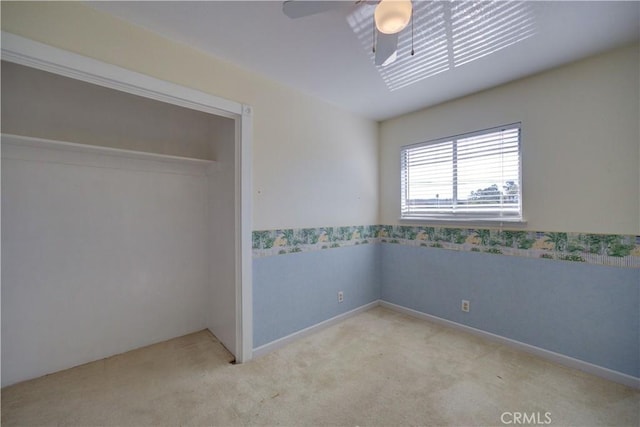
374 0 412 35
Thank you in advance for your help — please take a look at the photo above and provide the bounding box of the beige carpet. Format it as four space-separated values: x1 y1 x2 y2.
2 307 638 426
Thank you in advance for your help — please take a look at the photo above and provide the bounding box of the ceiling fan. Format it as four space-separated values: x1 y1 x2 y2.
282 0 414 66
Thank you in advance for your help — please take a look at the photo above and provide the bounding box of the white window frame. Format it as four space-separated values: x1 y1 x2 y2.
400 123 523 223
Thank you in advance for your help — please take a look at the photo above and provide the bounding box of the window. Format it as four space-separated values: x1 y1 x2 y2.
401 123 522 221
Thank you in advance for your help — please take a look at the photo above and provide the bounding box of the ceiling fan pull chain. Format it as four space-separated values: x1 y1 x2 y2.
411 7 415 56
372 17 376 53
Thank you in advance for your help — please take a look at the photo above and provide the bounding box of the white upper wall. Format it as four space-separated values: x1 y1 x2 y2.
379 43 640 235
1 1 379 230
3 3 637 235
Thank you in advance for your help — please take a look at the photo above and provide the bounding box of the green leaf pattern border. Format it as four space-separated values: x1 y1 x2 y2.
253 225 640 268
253 225 379 256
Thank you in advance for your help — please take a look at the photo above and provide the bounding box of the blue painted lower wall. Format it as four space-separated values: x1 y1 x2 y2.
253 244 381 348
380 244 640 378
252 241 639 379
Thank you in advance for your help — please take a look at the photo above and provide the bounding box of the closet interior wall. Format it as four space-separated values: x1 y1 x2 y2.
1 61 236 386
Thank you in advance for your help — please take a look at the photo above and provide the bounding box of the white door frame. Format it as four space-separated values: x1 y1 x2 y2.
1 31 253 362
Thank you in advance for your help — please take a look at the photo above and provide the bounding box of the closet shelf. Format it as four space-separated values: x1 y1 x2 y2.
1 133 217 166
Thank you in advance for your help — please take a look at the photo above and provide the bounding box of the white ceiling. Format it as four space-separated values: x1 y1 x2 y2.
88 1 640 121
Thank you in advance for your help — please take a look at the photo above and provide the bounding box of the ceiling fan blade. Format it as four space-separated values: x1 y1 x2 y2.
374 31 398 66
282 1 345 19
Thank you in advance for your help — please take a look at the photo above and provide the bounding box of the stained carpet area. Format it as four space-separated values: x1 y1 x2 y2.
2 307 638 426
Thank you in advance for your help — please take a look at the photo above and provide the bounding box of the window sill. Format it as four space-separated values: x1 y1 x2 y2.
398 217 528 228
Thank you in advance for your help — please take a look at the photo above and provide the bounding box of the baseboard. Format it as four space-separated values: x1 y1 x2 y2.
379 300 640 389
252 300 380 358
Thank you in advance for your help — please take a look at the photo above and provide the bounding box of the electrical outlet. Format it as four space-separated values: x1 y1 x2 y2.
461 300 470 312
338 291 344 303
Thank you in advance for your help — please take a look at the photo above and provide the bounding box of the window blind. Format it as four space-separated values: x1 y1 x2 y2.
401 123 522 221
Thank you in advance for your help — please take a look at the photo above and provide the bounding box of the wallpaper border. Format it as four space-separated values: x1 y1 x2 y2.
253 225 640 268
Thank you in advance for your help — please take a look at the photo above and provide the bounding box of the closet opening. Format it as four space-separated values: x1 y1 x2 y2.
1 34 252 387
